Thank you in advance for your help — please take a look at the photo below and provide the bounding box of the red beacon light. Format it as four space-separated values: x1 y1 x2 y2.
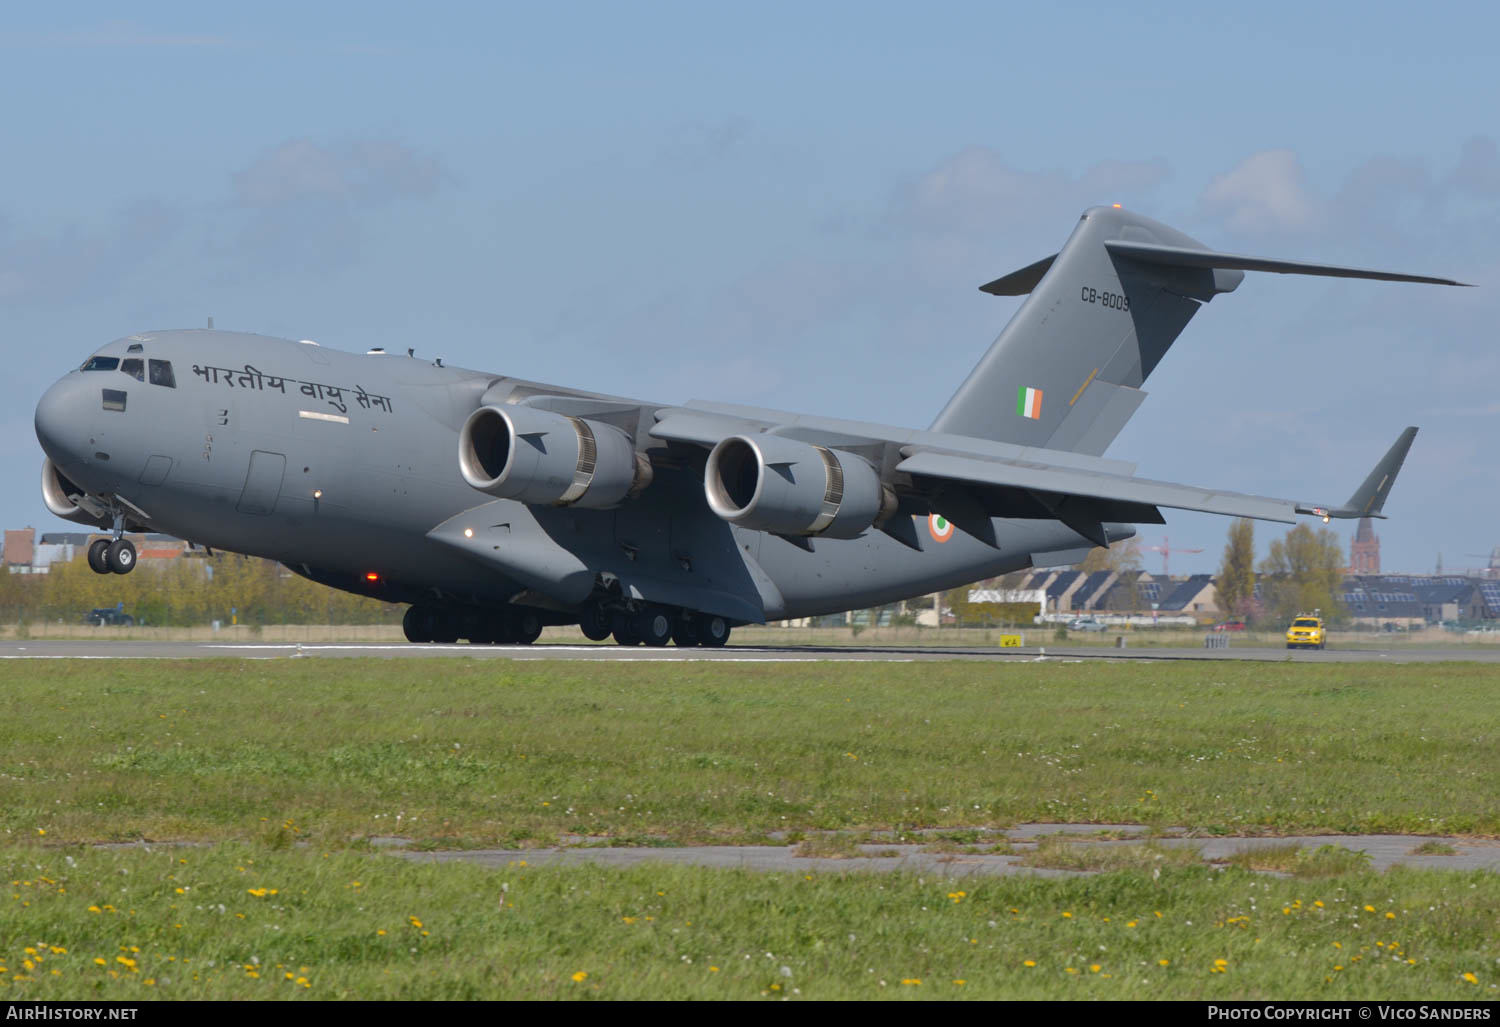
365 572 380 582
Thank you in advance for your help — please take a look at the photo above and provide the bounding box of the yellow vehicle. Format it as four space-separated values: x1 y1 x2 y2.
1285 613 1326 650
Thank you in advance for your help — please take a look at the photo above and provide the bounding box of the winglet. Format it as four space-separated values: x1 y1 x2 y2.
1296 427 1418 520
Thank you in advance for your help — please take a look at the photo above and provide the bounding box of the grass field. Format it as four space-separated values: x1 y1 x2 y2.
2 657 1498 999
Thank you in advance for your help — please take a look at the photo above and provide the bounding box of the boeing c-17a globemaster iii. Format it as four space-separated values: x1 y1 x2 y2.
33 206 1465 647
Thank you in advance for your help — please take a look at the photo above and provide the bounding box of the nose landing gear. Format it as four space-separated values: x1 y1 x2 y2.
87 534 137 576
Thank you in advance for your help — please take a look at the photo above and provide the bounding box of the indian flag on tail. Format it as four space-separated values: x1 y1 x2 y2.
1016 385 1043 420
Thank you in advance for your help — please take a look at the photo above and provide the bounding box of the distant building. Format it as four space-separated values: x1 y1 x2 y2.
1349 517 1380 575
2 529 34 569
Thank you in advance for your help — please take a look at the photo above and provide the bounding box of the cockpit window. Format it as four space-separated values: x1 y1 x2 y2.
126 343 144 353
148 359 176 388
81 356 119 372
121 358 145 381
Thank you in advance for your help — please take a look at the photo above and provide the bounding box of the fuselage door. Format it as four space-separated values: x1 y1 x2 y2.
237 450 286 515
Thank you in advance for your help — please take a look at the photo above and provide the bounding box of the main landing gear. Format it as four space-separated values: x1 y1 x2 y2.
584 600 731 648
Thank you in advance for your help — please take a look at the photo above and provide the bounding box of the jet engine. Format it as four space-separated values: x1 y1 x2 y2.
704 434 897 538
40 458 112 528
458 404 652 509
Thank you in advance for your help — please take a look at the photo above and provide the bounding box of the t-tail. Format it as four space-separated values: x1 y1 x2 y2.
930 205 1468 455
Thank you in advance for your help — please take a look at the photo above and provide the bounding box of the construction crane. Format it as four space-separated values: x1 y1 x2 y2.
1143 535 1203 578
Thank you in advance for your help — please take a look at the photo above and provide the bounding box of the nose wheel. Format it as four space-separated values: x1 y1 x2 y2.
89 537 136 575
106 539 137 574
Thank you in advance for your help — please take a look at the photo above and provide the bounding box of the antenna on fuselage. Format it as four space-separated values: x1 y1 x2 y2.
207 316 214 330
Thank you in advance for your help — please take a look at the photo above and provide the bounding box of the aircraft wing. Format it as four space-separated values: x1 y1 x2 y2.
651 403 1415 549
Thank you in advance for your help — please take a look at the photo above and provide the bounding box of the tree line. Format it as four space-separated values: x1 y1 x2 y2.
1216 519 1347 626
0 552 401 626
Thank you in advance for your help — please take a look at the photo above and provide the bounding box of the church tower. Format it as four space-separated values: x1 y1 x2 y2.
1349 517 1380 575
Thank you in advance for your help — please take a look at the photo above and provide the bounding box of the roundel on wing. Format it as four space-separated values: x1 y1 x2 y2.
927 513 955 543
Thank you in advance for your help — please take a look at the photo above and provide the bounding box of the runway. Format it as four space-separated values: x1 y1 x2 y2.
5 639 1500 662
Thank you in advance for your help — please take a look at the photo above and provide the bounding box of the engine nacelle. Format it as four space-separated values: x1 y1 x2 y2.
458 404 652 509
40 458 111 528
705 434 897 539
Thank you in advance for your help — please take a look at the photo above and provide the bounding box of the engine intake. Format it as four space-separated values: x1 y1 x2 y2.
458 404 651 509
705 434 896 539
40 458 111 528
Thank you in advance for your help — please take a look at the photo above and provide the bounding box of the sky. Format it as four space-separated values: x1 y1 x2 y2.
4 2 1497 577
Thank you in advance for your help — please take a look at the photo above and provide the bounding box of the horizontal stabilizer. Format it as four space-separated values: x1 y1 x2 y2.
978 254 1057 296
1105 240 1472 287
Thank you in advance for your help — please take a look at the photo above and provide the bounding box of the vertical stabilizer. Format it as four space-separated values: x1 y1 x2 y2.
930 206 1242 454
932 206 1465 455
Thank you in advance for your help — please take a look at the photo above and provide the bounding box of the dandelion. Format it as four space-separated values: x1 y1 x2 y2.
1023 960 1036 968
1385 912 1396 920
952 979 967 986
409 916 423 929
1364 905 1375 913
1089 964 1101 973
900 978 922 986
1062 911 1072 919
1463 972 1478 984
297 977 310 988
1065 967 1079 974
709 967 719 973
572 972 587 983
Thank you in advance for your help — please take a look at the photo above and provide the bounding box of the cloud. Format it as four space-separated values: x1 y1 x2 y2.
1449 135 1500 195
1199 149 1321 236
0 200 178 305
0 20 232 49
659 116 752 163
232 138 445 210
891 147 1171 241
227 138 448 272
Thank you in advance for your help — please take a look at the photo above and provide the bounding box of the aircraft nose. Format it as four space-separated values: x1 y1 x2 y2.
34 375 85 461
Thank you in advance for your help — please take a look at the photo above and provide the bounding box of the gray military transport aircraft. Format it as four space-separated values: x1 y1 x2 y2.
34 206 1465 647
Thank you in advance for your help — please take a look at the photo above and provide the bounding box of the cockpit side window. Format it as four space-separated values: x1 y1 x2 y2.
148 359 176 388
81 356 120 372
121 358 145 382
